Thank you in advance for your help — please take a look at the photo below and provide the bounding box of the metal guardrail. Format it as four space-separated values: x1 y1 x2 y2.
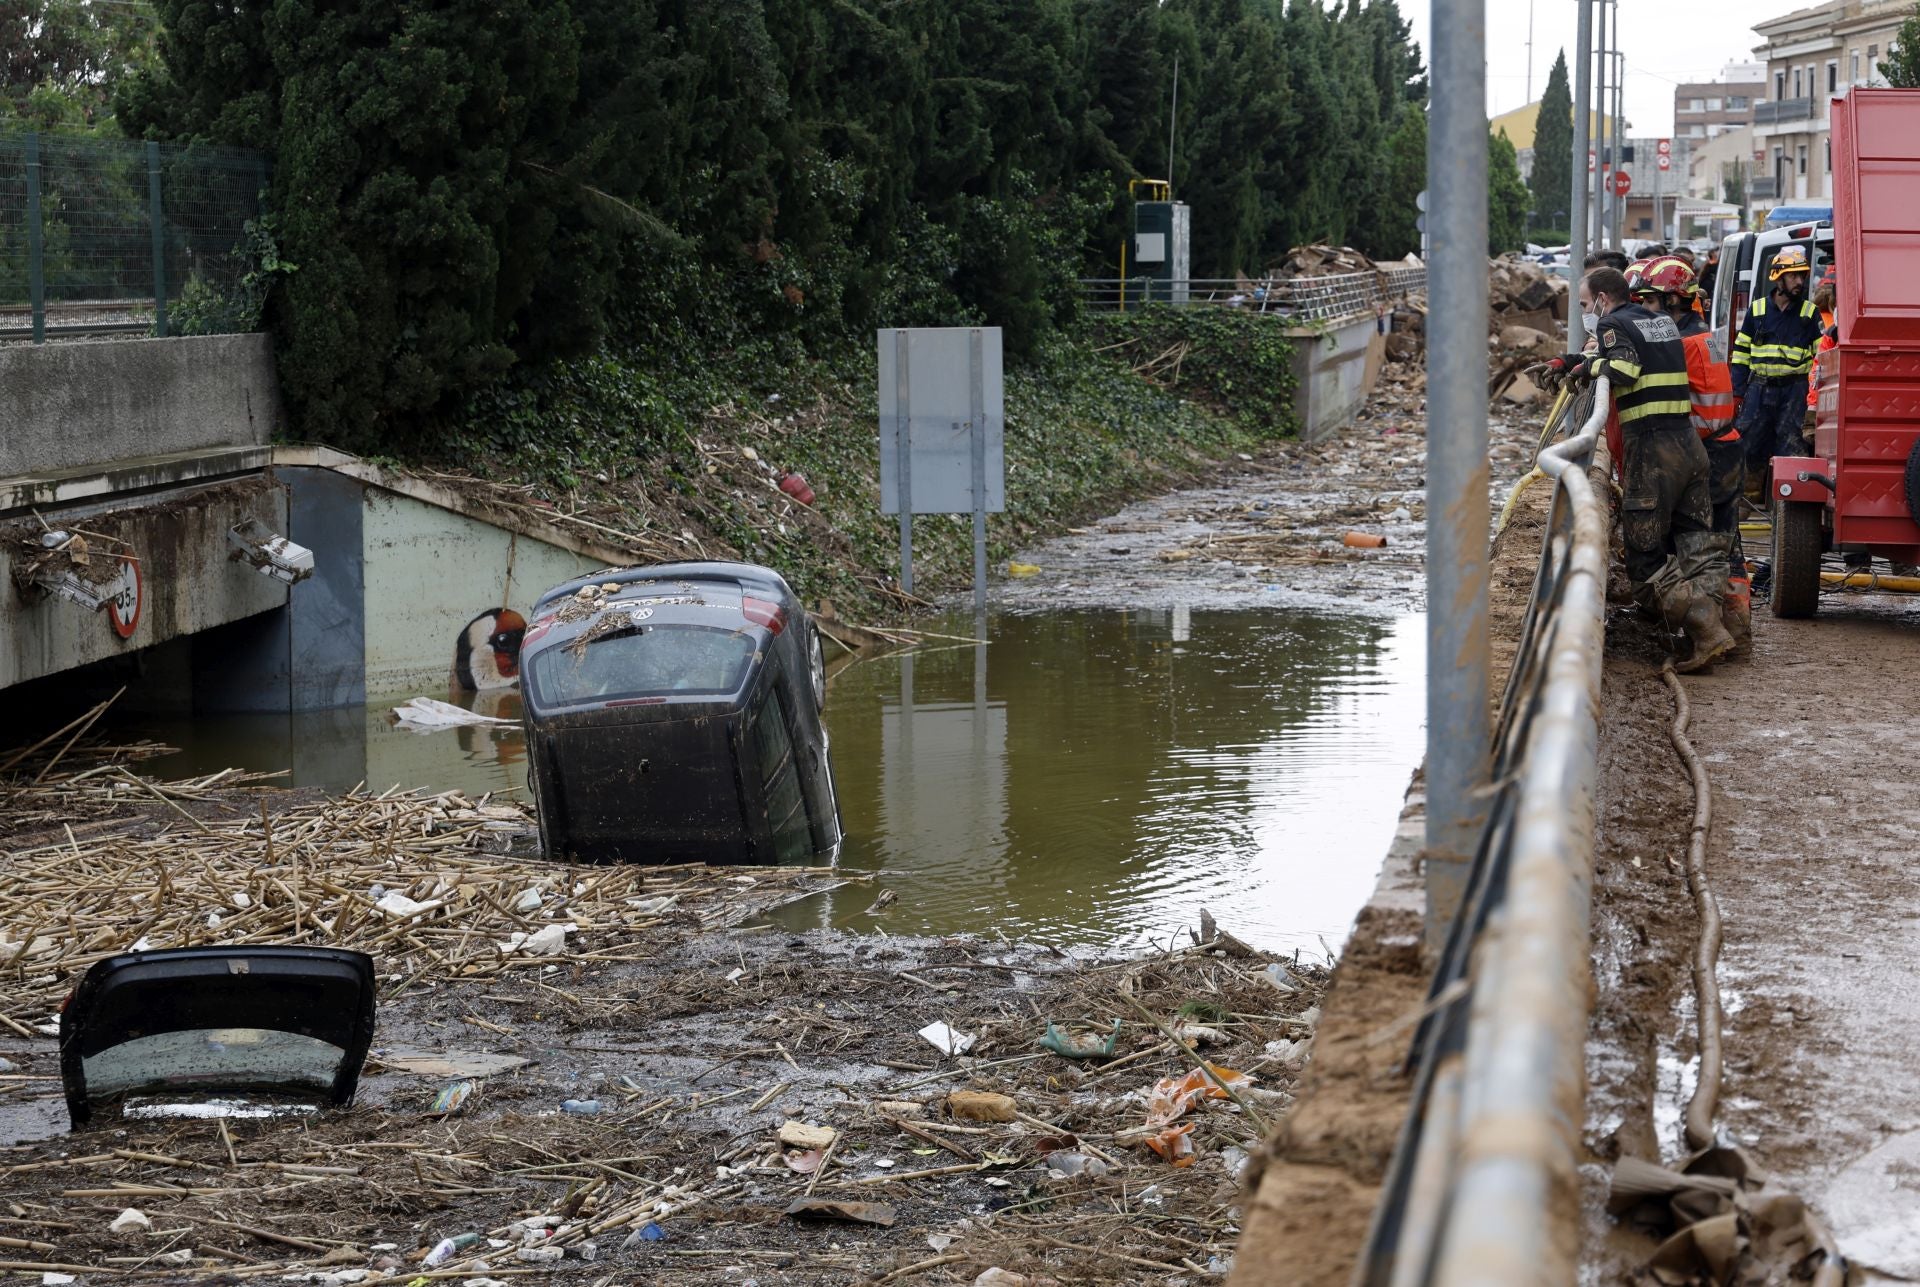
1077 266 1426 322
1359 383 1611 1285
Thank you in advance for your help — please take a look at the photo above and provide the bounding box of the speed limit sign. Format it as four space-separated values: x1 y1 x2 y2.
107 556 142 639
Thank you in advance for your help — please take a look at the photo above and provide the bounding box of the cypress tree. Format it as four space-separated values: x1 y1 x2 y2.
1489 128 1529 252
1528 50 1573 236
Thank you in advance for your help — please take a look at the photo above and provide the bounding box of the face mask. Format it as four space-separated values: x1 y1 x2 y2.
1581 311 1600 335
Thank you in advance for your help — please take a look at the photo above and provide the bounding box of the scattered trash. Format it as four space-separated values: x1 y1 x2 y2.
560 1098 601 1116
927 1233 955 1252
1042 1150 1111 1178
973 1270 1047 1287
109 1207 150 1233
42 1274 76 1286
390 698 514 731
1006 562 1041 578
1264 961 1303 992
1039 1019 1122 1060
1342 531 1388 549
945 1090 1018 1123
1172 1021 1229 1047
620 1222 668 1248
1146 1064 1256 1127
778 1121 837 1151
375 890 441 919
154 1248 195 1266
862 889 899 916
379 1050 529 1078
424 1233 484 1267
1221 1145 1251 1180
512 886 544 914
782 1148 824 1174
777 472 816 506
917 1021 977 1055
496 922 574 955
1145 1121 1196 1166
514 1245 564 1263
0 1056 18 1072
784 1198 898 1227
427 1081 476 1118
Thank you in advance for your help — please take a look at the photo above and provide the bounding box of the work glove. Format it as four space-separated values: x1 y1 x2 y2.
1539 353 1587 389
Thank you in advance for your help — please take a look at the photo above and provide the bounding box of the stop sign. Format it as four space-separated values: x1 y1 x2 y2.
1611 170 1633 196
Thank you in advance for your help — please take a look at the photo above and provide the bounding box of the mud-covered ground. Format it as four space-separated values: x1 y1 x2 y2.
0 764 1324 1286
992 365 1543 614
1582 583 1920 1281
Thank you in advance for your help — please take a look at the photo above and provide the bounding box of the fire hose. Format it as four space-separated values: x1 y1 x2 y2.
1659 664 1846 1286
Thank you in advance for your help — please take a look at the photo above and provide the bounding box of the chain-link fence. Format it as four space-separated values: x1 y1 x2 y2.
1078 265 1427 325
0 132 270 341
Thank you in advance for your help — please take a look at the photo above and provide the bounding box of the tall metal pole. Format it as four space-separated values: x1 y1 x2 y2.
1423 0 1490 946
1592 0 1608 248
1613 46 1626 247
1166 55 1180 190
1570 0 1593 349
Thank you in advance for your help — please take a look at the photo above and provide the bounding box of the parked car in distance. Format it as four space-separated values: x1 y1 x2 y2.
518 562 842 866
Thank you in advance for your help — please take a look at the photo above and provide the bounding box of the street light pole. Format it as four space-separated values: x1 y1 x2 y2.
1422 0 1491 946
1571 0 1593 348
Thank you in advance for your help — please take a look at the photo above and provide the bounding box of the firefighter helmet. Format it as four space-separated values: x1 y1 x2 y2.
1630 255 1699 300
1769 244 1812 279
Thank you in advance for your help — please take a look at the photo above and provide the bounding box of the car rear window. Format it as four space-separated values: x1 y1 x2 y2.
531 624 758 705
85 1029 345 1101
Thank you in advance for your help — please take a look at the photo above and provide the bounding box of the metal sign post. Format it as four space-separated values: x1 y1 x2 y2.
879 327 1006 610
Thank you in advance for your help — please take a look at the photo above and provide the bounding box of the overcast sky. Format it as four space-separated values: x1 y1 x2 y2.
1401 0 1825 138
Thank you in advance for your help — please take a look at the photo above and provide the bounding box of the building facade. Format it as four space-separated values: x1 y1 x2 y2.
1672 64 1767 144
1751 0 1910 207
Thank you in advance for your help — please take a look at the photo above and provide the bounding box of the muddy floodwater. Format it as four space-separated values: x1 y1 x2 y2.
140 608 1424 955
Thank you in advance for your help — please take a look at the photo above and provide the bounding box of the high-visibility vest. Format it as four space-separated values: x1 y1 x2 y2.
1681 328 1737 442
1807 331 1838 409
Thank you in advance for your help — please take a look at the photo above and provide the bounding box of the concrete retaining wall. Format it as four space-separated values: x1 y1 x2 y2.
0 334 284 479
1287 313 1388 443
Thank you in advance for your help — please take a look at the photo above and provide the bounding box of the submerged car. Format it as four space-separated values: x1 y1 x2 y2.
518 561 842 865
60 946 377 1128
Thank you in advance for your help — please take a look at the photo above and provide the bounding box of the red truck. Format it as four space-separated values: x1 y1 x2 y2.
1768 88 1920 617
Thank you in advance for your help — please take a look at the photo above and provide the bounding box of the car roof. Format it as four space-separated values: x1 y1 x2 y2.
531 561 793 617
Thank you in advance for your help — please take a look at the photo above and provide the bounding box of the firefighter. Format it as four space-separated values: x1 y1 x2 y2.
1732 244 1822 483
1632 256 1748 654
1550 268 1735 671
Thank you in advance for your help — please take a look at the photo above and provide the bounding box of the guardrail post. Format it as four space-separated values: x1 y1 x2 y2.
1569 0 1593 348
147 140 168 337
24 132 46 344
1423 0 1491 948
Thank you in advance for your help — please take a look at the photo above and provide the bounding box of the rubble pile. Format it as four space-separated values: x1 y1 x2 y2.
1488 255 1571 407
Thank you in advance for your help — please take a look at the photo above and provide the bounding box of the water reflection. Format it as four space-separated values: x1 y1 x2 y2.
781 608 1425 955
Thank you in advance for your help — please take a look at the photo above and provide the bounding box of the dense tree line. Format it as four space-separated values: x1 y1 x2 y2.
32 0 1426 449
1527 51 1573 240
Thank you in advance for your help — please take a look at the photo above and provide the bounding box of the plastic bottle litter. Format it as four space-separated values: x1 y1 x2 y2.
560 1099 601 1116
428 1081 477 1118
425 1232 485 1267
514 1246 564 1263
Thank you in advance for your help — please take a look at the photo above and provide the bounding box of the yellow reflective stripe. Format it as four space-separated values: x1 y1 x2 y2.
1637 371 1691 388
1619 400 1695 423
1597 358 1642 379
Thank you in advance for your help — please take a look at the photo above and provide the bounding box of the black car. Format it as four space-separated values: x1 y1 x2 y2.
519 561 842 865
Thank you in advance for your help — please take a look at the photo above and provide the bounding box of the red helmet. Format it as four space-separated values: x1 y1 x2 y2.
1630 255 1699 300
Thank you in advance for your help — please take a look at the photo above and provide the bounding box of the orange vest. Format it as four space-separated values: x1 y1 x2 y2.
1807 331 1837 409
1682 328 1738 442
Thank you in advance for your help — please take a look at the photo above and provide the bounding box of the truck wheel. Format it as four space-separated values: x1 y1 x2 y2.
1770 497 1823 619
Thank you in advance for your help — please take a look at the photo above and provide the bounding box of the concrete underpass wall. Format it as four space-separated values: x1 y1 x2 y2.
0 479 289 690
197 464 611 712
362 491 603 695
0 334 283 477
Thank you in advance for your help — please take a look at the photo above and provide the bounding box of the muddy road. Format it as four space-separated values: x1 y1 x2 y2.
1585 587 1920 1280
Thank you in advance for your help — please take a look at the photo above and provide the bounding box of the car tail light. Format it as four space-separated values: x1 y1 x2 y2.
742 595 786 635
1790 226 1811 238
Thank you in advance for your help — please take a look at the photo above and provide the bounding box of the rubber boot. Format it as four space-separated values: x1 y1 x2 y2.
1676 594 1737 673
1722 576 1752 657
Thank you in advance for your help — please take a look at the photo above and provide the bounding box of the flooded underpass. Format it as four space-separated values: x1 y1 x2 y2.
131 607 1425 957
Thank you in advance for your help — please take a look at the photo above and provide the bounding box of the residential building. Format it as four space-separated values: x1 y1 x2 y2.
1672 63 1767 143
1750 0 1911 208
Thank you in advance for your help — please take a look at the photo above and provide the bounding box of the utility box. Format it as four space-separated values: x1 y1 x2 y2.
1130 200 1191 307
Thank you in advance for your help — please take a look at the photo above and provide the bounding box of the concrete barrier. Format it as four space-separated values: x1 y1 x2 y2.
1287 313 1388 443
0 334 284 479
